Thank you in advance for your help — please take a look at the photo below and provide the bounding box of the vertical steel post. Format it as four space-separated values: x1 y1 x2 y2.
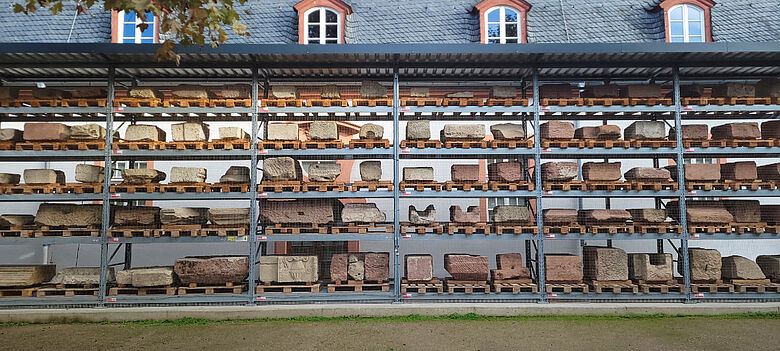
392 71 401 302
533 69 545 302
672 67 691 303
98 67 115 305
248 68 260 304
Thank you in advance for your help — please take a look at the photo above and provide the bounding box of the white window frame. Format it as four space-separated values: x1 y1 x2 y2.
484 6 521 44
668 4 705 43
118 10 157 44
303 7 341 44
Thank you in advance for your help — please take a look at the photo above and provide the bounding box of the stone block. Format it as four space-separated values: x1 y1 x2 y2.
761 120 780 139
348 254 365 280
756 255 780 281
218 127 248 140
117 267 176 287
267 123 299 141
175 256 249 285
409 205 436 225
360 81 387 98
490 123 525 140
0 128 23 141
578 209 631 224
450 206 481 223
262 157 302 181
342 203 385 223
446 91 474 98
364 252 390 281
23 169 65 184
541 162 578 182
32 88 68 99
219 166 250 183
23 123 70 141
169 167 207 183
403 167 434 181
582 85 621 98
490 86 517 98
677 85 705 98
121 169 166 184
761 205 780 224
583 246 628 281
34 203 102 227
440 124 485 141
321 85 340 99
628 209 667 223
409 87 429 98
623 84 661 98
406 120 431 140
330 253 348 281
722 255 765 280
0 86 18 99
574 125 621 140
539 84 573 98
309 121 338 140
68 124 107 140
624 121 665 140
665 200 734 224
308 162 341 182
220 85 250 99
171 122 209 142
450 164 480 182
543 209 578 225
679 248 721 281
260 199 335 224
359 161 382 181
170 85 209 99
758 163 780 181
545 254 583 282
539 121 575 139
125 125 166 142
128 88 161 99
491 253 530 280
159 208 208 225
113 206 160 227
491 205 532 223
48 267 114 285
711 122 760 140
75 164 104 183
0 173 20 184
405 255 433 281
258 256 318 283
270 85 297 99
720 161 757 181
723 200 761 223
0 214 35 227
0 265 56 287
67 88 105 99
756 78 780 98
712 83 756 97
628 253 673 282
487 162 524 182
444 254 489 281
623 167 671 182
668 125 709 140
359 123 384 139
665 164 720 181
207 208 250 226
581 162 622 181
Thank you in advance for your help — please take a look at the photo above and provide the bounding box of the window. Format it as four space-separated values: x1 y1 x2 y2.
118 10 156 44
668 4 704 42
485 6 520 44
304 7 340 44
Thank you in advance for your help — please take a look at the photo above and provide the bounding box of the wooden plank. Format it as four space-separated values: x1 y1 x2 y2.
488 182 534 191
541 139 585 149
306 99 348 107
264 224 329 235
109 286 176 296
261 99 303 107
353 98 392 107
584 181 631 191
583 139 631 149
327 281 390 293
350 181 393 192
299 140 344 149
401 98 440 106
258 140 300 150
443 139 488 149
208 139 251 150
258 181 301 193
444 181 489 191
486 98 529 107
255 282 320 294
445 279 491 294
488 139 534 148
400 222 443 234
543 180 585 191
445 223 490 235
399 181 442 191
301 182 346 192
349 139 390 149
629 181 678 191
401 278 443 294
399 140 442 148
179 283 246 295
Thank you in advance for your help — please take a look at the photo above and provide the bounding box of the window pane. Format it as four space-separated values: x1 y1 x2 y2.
325 39 338 44
505 23 518 37
141 24 154 38
325 24 337 38
124 10 136 23
122 38 136 44
488 24 500 37
670 21 683 36
688 35 704 42
487 8 499 22
506 39 518 43
669 7 682 20
308 40 320 44
124 23 136 36
688 21 701 35
325 10 337 23
141 38 154 44
488 38 500 44
505 8 517 22
687 5 703 19
308 10 320 23
308 24 320 39
670 36 684 43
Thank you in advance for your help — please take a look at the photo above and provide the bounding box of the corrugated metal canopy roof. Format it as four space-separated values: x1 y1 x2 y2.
0 43 778 81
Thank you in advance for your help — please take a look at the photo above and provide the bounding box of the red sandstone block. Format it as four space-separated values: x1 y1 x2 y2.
444 254 489 281
543 209 578 225
23 123 70 141
487 162 524 182
720 161 757 181
545 254 583 282
622 84 661 98
539 121 575 139
758 163 780 181
581 162 622 181
450 164 480 182
581 85 620 98
405 254 433 281
574 125 621 140
666 164 720 181
760 205 780 224
539 84 574 99
491 253 530 280
711 122 761 140
761 120 780 139
668 125 709 140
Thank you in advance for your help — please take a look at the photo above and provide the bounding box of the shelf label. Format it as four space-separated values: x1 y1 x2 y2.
545 234 556 239
543 191 553 196
682 106 694 111
401 234 412 239
694 292 705 298
542 148 552 153
112 150 123 155
227 236 248 242
106 297 117 303
684 148 695 153
400 148 411 154
258 107 269 112
258 236 267 241
258 193 268 198
687 191 697 196
113 107 124 112
110 193 121 198
401 191 411 196
541 106 551 112
109 238 120 243
255 296 267 301
402 293 412 299
547 293 558 298
258 150 269 155
400 107 410 112
690 233 700 239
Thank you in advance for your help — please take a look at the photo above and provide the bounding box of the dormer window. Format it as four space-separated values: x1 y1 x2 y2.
474 0 531 44
660 0 714 43
115 10 157 44
294 0 352 44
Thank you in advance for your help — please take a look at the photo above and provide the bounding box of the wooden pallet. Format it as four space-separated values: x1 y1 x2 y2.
493 224 538 234
400 222 444 234
261 99 303 107
584 181 631 191
543 180 585 191
444 181 489 191
300 140 344 149
329 223 394 234
445 279 491 294
486 98 529 106
488 139 534 148
729 280 780 293
301 182 346 192
113 141 163 150
629 181 678 191
206 139 251 150
154 225 202 238
401 98 440 106
688 223 731 234
442 98 483 107
14 141 105 151
327 280 390 293
583 139 631 149
590 280 638 294
541 98 583 106
113 97 162 107
258 181 301 192
350 181 393 191
0 226 37 238
59 98 108 107
724 180 775 191
199 226 247 237
60 140 105 151
108 227 156 238
258 140 300 150
492 279 537 294
545 283 589 293
689 280 734 293
633 222 682 234
727 97 773 105
36 284 100 297
206 182 250 193
7 99 61 107
349 139 390 149
353 98 392 107
443 139 488 149
724 139 774 148
305 99 348 107
638 283 685 294
730 222 767 234
682 139 729 148
584 97 630 106
34 226 100 238
630 139 677 148
109 183 160 193
685 181 728 191
178 282 246 295
682 97 726 106
541 139 585 149
765 224 780 234
264 223 330 234
3 184 59 194
488 182 534 191
399 181 442 191
445 223 490 235
208 98 252 107
0 287 40 298
56 183 104 194
256 282 320 294
543 225 586 234
400 140 442 148
0 141 14 150
629 97 673 106
584 224 632 234
159 141 208 150
159 182 208 193
401 278 443 294
108 286 177 296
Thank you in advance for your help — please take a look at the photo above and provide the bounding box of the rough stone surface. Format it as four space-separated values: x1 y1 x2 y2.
669 125 709 140
330 254 348 281
121 169 166 184
488 162 524 182
721 162 757 181
491 205 532 223
624 121 666 140
218 127 248 140
409 88 429 98
444 254 489 281
364 252 390 281
0 265 56 287
0 86 18 99
359 161 382 181
159 208 208 225
491 253 530 280
583 246 628 281
360 81 387 98
406 120 431 140
207 208 250 226
171 85 209 99
578 209 631 224
405 255 433 281
722 255 766 280
446 91 474 98
623 84 661 98
539 84 572 98
450 206 481 223
687 208 734 224
262 157 302 181
581 162 622 181
681 248 722 281
628 209 667 223
321 85 340 99
758 163 780 181
756 255 780 281
761 205 780 224
723 200 761 223
113 206 160 227
219 166 250 183
539 121 575 140
628 253 673 282
0 214 35 227
128 88 161 99
0 173 20 184
403 167 434 181
308 162 341 182
574 125 621 140
259 256 318 283
490 86 517 98
124 125 166 142
169 167 207 183
761 120 780 139
32 88 68 99
347 254 365 280
270 86 297 99
712 83 756 97
582 85 620 98
541 162 578 182
711 122 761 140
23 123 70 141
359 123 384 139
341 203 385 223
674 85 705 98
175 256 249 285
75 164 104 183
117 267 176 287
545 254 583 282
267 123 299 141
543 209 578 225
220 85 250 99
756 78 780 98
0 128 23 141
440 124 485 141
623 167 671 182
66 88 105 99
171 122 209 142
34 203 102 227
450 164 480 182
309 121 338 140
409 205 436 225
260 200 334 224
69 124 106 140
23 169 65 184
49 267 114 285
490 123 525 139
666 164 720 181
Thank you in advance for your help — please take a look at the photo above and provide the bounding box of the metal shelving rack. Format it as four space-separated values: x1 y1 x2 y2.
0 43 779 306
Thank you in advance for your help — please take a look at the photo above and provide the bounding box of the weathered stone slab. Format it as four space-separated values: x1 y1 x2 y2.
581 162 622 181
321 85 340 99
35 203 102 227
171 85 209 99
721 161 757 181
491 205 532 223
669 125 709 140
539 121 575 139
360 81 387 98
310 121 338 140
406 120 431 140
121 169 166 184
359 123 384 139
75 164 104 183
623 84 661 98
0 128 23 141
761 120 780 139
665 201 734 224
403 167 434 181
450 206 481 223
722 255 765 280
169 167 207 183
712 83 756 97
409 87 429 98
124 125 166 142
440 124 485 141
342 203 385 223
624 121 665 140
446 91 474 98
117 267 176 287
23 123 70 141
128 88 161 99
679 248 721 281
487 161 524 182
539 84 572 98
543 209 578 225
756 78 780 98
666 164 720 181
365 252 390 281
756 255 780 281
582 85 620 98
219 166 250 183
218 127 248 140
545 254 583 282
359 161 382 181
113 206 160 227
159 208 208 225
490 86 517 98
628 253 673 282
220 85 250 99
758 163 780 181
347 254 365 280
491 253 530 280
584 246 628 281
578 209 631 223
0 173 20 184
444 254 489 281
207 208 250 226
270 85 297 99
623 167 671 182
451 164 480 182
409 205 436 225
171 122 209 142
711 122 760 140
723 200 761 223
490 123 525 139
0 265 56 287
267 123 299 141
0 214 35 227
23 169 65 184
68 124 107 140
262 157 302 181
405 254 433 281
260 199 335 224
258 256 317 283
761 205 780 224
574 125 621 140
628 209 667 223
330 253 349 281
175 256 249 285
541 162 578 182
308 162 341 182
49 267 114 285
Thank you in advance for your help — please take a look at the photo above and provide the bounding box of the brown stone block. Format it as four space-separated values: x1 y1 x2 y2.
628 253 673 282
405 254 433 281
114 206 160 226
541 162 578 182
756 255 780 281
711 122 760 140
722 255 765 280
444 254 489 281
488 162 524 182
449 206 481 223
539 121 575 139
668 124 709 140
259 199 335 225
539 84 573 99
761 120 780 139
622 84 661 98
574 125 621 140
23 123 70 141
330 253 348 282
545 254 583 282
491 253 530 280
364 252 390 281
758 163 780 181
583 246 628 281
760 205 780 224
720 161 757 181
666 164 720 181
581 85 620 98
679 248 721 281
623 167 671 182
450 164 480 182
543 209 578 225
578 209 631 224
712 83 756 97
581 162 622 181
723 200 761 223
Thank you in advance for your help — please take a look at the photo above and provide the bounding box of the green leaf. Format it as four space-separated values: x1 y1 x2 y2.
12 4 25 13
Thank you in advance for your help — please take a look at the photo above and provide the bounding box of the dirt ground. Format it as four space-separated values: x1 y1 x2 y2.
1 316 778 351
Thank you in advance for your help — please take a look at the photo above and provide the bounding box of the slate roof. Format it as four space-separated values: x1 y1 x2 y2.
0 0 777 44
